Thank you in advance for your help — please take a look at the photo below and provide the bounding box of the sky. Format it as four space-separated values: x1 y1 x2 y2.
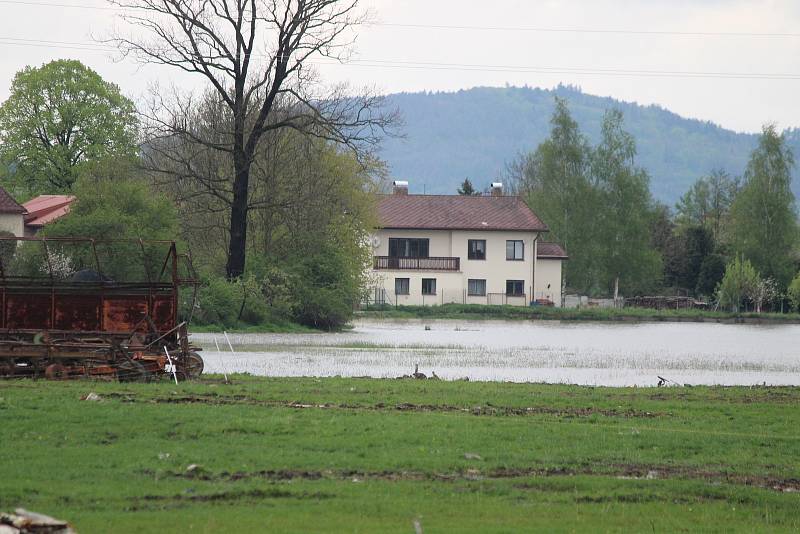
0 0 799 133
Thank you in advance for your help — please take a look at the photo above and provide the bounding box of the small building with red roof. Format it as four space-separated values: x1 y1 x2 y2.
369 181 568 307
22 195 76 237
0 186 76 238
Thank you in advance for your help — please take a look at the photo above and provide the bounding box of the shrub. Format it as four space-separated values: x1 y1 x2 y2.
192 275 241 327
788 273 800 312
716 257 761 312
289 241 360 330
189 272 280 328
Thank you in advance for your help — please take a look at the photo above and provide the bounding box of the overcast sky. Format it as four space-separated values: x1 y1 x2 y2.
1 0 798 133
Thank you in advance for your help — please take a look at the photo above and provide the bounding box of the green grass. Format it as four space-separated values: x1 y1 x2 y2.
189 321 317 334
1 376 799 532
359 303 800 324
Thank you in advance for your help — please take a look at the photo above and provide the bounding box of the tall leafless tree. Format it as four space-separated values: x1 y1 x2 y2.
108 0 394 279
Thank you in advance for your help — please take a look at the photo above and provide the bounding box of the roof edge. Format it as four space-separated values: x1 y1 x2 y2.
377 225 549 232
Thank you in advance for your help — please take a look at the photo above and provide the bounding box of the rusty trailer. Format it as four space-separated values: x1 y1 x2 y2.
0 237 202 381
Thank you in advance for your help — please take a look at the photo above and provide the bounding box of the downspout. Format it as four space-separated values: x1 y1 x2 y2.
531 233 539 305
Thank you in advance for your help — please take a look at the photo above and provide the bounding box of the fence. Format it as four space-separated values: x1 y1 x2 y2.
625 296 708 310
359 287 533 308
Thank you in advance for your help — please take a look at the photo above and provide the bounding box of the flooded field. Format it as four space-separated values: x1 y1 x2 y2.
191 319 800 386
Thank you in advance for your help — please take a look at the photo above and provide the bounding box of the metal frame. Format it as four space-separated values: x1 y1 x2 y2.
0 237 201 381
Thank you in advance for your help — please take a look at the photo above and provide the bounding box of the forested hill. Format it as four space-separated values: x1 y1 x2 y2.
380 85 800 205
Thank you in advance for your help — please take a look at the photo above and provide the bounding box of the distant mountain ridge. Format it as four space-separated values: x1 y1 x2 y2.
379 85 800 205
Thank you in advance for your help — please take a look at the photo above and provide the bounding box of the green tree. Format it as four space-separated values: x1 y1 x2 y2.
0 60 137 193
728 124 797 286
279 145 376 329
675 169 738 242
457 178 480 195
650 203 686 290
40 177 180 282
591 109 661 296
513 98 596 292
162 127 377 329
695 253 727 297
676 225 715 294
716 257 761 312
44 178 178 241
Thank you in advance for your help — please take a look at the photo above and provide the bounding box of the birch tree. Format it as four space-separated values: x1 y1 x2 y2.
728 124 797 286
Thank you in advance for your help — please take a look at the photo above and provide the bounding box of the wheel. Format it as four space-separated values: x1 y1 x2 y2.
179 352 204 380
44 363 68 380
116 360 150 383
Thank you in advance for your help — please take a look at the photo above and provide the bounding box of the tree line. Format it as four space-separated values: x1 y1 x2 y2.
1 0 798 323
509 98 799 311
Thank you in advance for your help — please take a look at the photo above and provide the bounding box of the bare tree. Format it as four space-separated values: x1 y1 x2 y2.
108 0 394 279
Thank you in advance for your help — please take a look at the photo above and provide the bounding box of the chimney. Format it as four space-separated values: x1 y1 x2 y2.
490 182 503 196
392 180 409 195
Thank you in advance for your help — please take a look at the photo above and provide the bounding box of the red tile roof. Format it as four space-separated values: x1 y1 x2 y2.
537 242 568 259
377 194 548 232
22 195 76 227
0 186 26 214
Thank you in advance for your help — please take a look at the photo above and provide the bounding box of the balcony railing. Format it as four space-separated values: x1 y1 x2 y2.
373 256 460 271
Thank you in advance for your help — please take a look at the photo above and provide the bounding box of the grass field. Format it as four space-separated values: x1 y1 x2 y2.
359 303 800 324
1 376 799 532
189 322 317 334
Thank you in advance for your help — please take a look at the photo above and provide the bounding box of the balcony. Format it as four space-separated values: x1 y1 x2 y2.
373 256 460 271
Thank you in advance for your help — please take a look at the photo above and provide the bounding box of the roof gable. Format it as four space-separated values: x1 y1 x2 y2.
377 194 548 232
0 186 26 214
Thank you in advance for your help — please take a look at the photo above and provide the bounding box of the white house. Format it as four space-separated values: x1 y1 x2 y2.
369 181 567 306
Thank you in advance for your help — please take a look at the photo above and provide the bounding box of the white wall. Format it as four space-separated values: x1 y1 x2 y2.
534 259 563 306
0 213 24 237
452 230 535 296
371 229 564 307
372 270 465 306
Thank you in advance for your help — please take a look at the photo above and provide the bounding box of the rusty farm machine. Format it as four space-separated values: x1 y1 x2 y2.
0 237 203 381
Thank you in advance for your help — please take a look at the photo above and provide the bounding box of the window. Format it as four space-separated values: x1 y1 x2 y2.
468 279 486 296
506 280 524 296
422 278 436 295
506 240 524 260
395 278 410 295
389 238 429 258
467 239 486 260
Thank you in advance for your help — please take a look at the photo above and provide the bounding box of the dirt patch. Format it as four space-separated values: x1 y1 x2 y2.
162 464 800 493
382 402 663 418
640 388 800 404
97 431 118 445
142 488 332 503
573 493 718 504
111 393 667 418
509 464 800 494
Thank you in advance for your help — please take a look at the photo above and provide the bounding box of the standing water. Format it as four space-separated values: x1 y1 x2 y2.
192 319 800 386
